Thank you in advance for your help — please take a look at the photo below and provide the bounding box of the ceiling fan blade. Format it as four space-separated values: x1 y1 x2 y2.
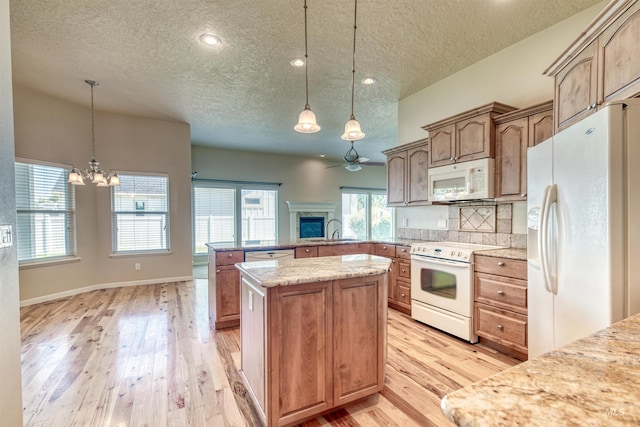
356 156 370 163
325 163 345 169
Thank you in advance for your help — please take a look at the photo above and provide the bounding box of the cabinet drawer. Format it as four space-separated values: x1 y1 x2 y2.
474 255 526 280
374 243 397 257
395 245 411 260
397 260 411 279
396 279 411 309
295 246 318 258
475 272 527 314
475 303 527 349
216 250 244 266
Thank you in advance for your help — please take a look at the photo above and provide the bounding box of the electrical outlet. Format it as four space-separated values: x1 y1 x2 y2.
437 219 448 229
0 225 12 248
135 263 141 271
402 218 409 227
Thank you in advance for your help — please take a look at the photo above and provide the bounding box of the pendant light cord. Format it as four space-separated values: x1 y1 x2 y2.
349 0 358 119
85 79 98 161
303 0 310 109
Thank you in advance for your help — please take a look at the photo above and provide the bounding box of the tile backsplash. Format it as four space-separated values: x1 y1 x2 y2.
396 203 526 249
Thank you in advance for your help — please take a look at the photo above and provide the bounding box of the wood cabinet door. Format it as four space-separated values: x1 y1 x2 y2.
428 124 455 167
599 2 640 103
528 109 553 147
407 144 430 204
555 40 598 132
388 258 397 304
317 243 370 257
216 266 241 322
456 113 493 162
270 281 333 426
495 117 528 201
395 278 411 311
333 276 385 406
386 151 406 206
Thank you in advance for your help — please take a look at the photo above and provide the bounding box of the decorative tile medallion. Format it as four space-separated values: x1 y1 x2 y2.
459 206 496 233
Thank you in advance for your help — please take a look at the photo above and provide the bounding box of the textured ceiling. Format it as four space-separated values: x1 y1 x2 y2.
9 0 602 163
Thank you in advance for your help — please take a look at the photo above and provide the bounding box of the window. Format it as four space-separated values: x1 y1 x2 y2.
112 173 169 253
192 181 278 254
341 188 393 240
15 160 76 263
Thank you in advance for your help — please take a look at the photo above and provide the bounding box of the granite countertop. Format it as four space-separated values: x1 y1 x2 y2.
441 312 640 426
235 254 392 288
205 237 421 252
475 247 527 261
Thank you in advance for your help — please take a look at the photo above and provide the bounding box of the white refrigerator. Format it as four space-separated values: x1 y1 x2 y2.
527 99 640 359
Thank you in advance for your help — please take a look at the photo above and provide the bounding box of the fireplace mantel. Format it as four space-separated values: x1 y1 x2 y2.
286 201 338 240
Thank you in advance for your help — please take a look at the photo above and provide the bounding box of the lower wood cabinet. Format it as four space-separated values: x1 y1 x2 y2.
473 255 528 360
208 249 244 329
317 242 372 257
240 274 387 427
375 243 411 314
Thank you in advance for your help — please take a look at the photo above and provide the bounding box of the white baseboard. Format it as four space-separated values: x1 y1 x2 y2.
19 275 194 307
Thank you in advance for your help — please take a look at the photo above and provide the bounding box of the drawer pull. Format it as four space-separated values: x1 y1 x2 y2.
497 261 505 267
401 293 406 298
400 248 407 252
305 248 310 253
401 269 406 273
497 325 504 330
382 246 387 250
228 253 234 258
497 290 504 296
392 260 396 263
216 269 221 273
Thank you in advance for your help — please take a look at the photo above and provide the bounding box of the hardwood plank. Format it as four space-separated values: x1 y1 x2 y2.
21 281 520 427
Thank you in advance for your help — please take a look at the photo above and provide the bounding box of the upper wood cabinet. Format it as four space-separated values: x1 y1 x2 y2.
546 0 640 133
493 101 553 202
422 102 517 168
382 138 429 207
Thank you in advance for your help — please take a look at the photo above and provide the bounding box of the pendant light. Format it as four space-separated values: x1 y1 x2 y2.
341 0 365 141
294 0 321 133
68 80 119 187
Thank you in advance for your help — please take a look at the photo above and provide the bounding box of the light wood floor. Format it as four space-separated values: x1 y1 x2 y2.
20 279 519 426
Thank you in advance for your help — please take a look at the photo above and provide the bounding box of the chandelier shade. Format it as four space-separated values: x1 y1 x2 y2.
294 0 320 134
67 80 119 187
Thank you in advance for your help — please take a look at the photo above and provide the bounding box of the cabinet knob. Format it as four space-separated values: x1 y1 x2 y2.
450 157 455 161
400 248 407 253
520 193 527 198
497 261 505 267
401 269 406 273
591 102 597 109
228 253 233 258
305 248 310 253
392 259 396 263
497 290 504 295
382 246 387 250
586 104 592 111
216 269 221 273
497 325 504 330
401 293 406 298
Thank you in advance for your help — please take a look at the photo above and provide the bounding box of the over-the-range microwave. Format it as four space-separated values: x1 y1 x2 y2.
427 158 495 202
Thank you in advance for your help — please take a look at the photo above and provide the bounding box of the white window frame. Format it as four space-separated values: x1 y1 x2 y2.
111 171 170 254
192 180 280 254
341 187 395 240
15 158 77 265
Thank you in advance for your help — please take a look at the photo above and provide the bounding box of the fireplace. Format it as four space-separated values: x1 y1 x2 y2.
286 201 337 240
299 217 325 239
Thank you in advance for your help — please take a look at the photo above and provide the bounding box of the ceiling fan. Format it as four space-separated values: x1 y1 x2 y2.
327 141 382 172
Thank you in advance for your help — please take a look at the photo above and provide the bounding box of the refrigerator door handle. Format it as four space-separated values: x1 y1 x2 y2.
540 184 558 295
539 185 552 293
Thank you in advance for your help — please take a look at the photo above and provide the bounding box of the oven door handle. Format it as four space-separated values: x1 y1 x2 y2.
411 254 470 268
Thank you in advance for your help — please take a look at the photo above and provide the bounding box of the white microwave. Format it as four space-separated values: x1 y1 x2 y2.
427 158 494 202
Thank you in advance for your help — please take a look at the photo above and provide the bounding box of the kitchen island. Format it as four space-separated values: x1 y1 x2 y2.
235 254 391 427
441 312 640 426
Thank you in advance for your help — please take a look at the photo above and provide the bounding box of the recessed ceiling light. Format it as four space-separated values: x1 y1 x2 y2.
319 154 325 158
290 58 305 67
361 77 377 85
199 33 222 46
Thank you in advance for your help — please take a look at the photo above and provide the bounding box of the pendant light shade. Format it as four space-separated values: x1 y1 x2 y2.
294 105 321 133
294 0 320 134
341 0 365 141
67 80 119 187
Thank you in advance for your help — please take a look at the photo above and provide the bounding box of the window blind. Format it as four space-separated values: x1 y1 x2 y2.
112 173 169 253
15 161 76 262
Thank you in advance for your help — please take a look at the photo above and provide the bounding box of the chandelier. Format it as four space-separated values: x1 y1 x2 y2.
294 0 321 133
341 0 365 141
67 80 119 187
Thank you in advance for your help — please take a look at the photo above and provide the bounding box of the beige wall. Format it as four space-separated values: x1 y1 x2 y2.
0 0 23 423
395 1 606 234
191 145 387 245
14 86 193 303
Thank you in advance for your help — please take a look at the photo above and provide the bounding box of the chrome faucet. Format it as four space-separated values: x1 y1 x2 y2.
325 218 342 240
